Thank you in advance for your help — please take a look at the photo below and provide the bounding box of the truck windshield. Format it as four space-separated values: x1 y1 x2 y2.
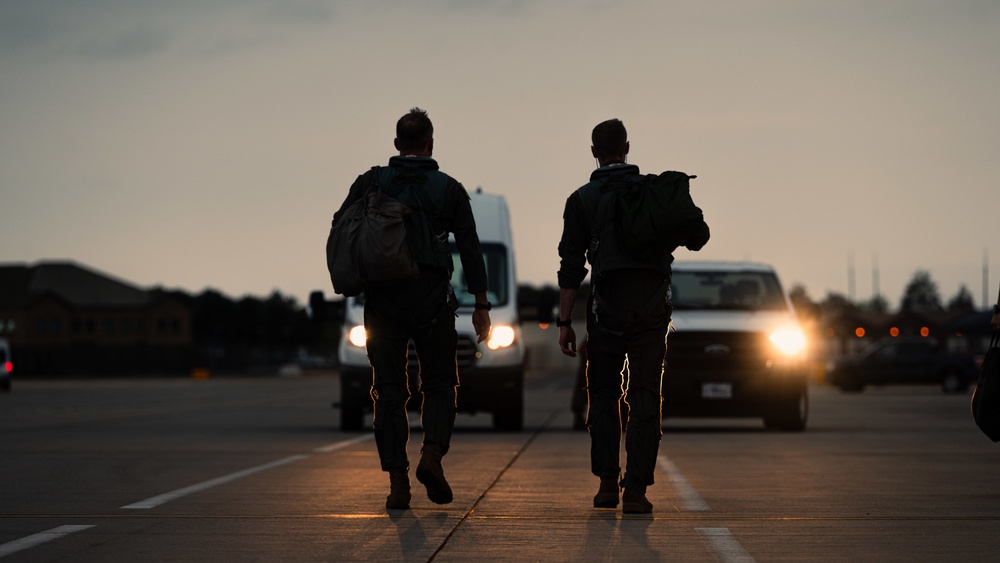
671 270 786 311
450 242 508 308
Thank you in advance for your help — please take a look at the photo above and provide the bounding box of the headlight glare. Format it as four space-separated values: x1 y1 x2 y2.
487 325 516 350
348 325 367 348
769 326 807 356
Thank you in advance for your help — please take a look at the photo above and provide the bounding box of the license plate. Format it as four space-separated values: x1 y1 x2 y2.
701 383 732 399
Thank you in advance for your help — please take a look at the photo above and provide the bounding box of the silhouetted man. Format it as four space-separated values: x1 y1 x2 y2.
332 108 491 510
556 119 709 513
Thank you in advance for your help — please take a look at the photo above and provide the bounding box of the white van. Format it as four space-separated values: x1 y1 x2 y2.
337 188 526 431
0 338 11 392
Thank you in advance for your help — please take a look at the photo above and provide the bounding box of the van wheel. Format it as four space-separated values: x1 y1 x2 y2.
493 402 523 432
340 404 365 432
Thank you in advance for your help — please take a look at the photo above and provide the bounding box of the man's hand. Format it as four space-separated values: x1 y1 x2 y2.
473 309 491 343
559 326 578 357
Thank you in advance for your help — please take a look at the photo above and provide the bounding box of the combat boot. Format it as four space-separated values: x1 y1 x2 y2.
416 443 453 504
622 488 653 514
593 474 620 508
385 467 411 510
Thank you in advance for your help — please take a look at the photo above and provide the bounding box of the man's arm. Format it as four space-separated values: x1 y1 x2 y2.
558 287 579 357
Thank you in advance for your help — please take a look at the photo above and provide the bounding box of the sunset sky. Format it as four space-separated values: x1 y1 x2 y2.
2 0 997 308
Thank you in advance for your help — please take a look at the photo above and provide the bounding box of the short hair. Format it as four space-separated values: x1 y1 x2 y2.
396 107 434 151
592 119 628 159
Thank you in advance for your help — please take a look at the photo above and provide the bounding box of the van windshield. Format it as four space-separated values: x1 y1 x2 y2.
450 242 508 308
671 270 786 311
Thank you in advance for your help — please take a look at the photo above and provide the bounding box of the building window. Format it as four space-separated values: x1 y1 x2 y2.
6 319 14 332
136 319 146 334
103 318 115 334
121 319 132 334
157 318 167 334
171 318 181 333
85 319 95 334
36 318 47 334
50 319 60 334
72 319 81 334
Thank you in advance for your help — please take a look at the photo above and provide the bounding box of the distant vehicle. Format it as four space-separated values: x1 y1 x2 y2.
662 262 809 431
336 189 526 431
0 338 11 392
825 336 977 394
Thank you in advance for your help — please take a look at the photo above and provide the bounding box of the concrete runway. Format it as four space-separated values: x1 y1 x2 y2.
1 371 999 561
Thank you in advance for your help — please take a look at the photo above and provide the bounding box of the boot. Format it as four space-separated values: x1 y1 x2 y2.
385 468 411 510
416 443 453 504
593 474 619 508
622 488 653 514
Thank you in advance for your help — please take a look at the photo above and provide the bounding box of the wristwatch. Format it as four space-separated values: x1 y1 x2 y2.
474 302 492 311
556 318 572 327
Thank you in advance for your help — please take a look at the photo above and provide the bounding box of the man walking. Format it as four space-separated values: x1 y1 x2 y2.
332 108 492 510
556 118 710 513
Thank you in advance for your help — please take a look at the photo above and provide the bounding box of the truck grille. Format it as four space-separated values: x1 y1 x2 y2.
666 331 769 371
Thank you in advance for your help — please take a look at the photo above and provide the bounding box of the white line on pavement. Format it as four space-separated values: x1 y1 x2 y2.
314 433 374 453
120 454 310 510
696 527 756 563
0 525 95 559
657 456 710 511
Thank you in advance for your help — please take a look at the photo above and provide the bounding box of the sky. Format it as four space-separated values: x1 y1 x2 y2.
1 0 998 309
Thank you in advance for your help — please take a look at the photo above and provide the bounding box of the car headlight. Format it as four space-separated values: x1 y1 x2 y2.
347 325 367 348
487 325 516 350
769 326 807 356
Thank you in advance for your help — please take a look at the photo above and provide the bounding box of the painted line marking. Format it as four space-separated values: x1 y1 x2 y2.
697 527 756 563
657 456 710 511
0 525 95 559
121 455 309 510
314 433 374 453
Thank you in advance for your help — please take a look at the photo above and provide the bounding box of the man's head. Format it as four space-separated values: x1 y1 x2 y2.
395 107 434 156
591 118 629 165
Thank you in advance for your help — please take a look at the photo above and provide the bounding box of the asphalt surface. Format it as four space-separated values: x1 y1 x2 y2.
1 370 999 562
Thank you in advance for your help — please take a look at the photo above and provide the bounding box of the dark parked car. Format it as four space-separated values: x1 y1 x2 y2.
825 336 977 394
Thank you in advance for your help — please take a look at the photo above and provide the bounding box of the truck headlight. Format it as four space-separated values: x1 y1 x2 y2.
487 325 516 350
769 326 806 356
348 325 367 348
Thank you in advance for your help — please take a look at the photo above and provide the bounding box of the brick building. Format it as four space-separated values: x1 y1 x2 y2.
0 261 193 375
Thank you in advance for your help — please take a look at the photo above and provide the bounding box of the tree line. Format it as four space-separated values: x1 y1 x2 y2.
173 269 979 370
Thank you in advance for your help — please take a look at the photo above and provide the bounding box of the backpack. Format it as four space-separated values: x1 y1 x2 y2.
581 170 706 267
379 167 454 276
326 167 419 296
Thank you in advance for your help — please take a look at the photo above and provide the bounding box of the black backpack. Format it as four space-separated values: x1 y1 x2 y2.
325 167 419 297
582 170 707 263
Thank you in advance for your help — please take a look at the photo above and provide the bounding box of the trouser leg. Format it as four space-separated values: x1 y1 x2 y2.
585 329 626 479
412 305 458 452
365 305 411 472
621 326 666 491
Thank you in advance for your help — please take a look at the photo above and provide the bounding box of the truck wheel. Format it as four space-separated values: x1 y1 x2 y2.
940 371 968 394
764 386 808 432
